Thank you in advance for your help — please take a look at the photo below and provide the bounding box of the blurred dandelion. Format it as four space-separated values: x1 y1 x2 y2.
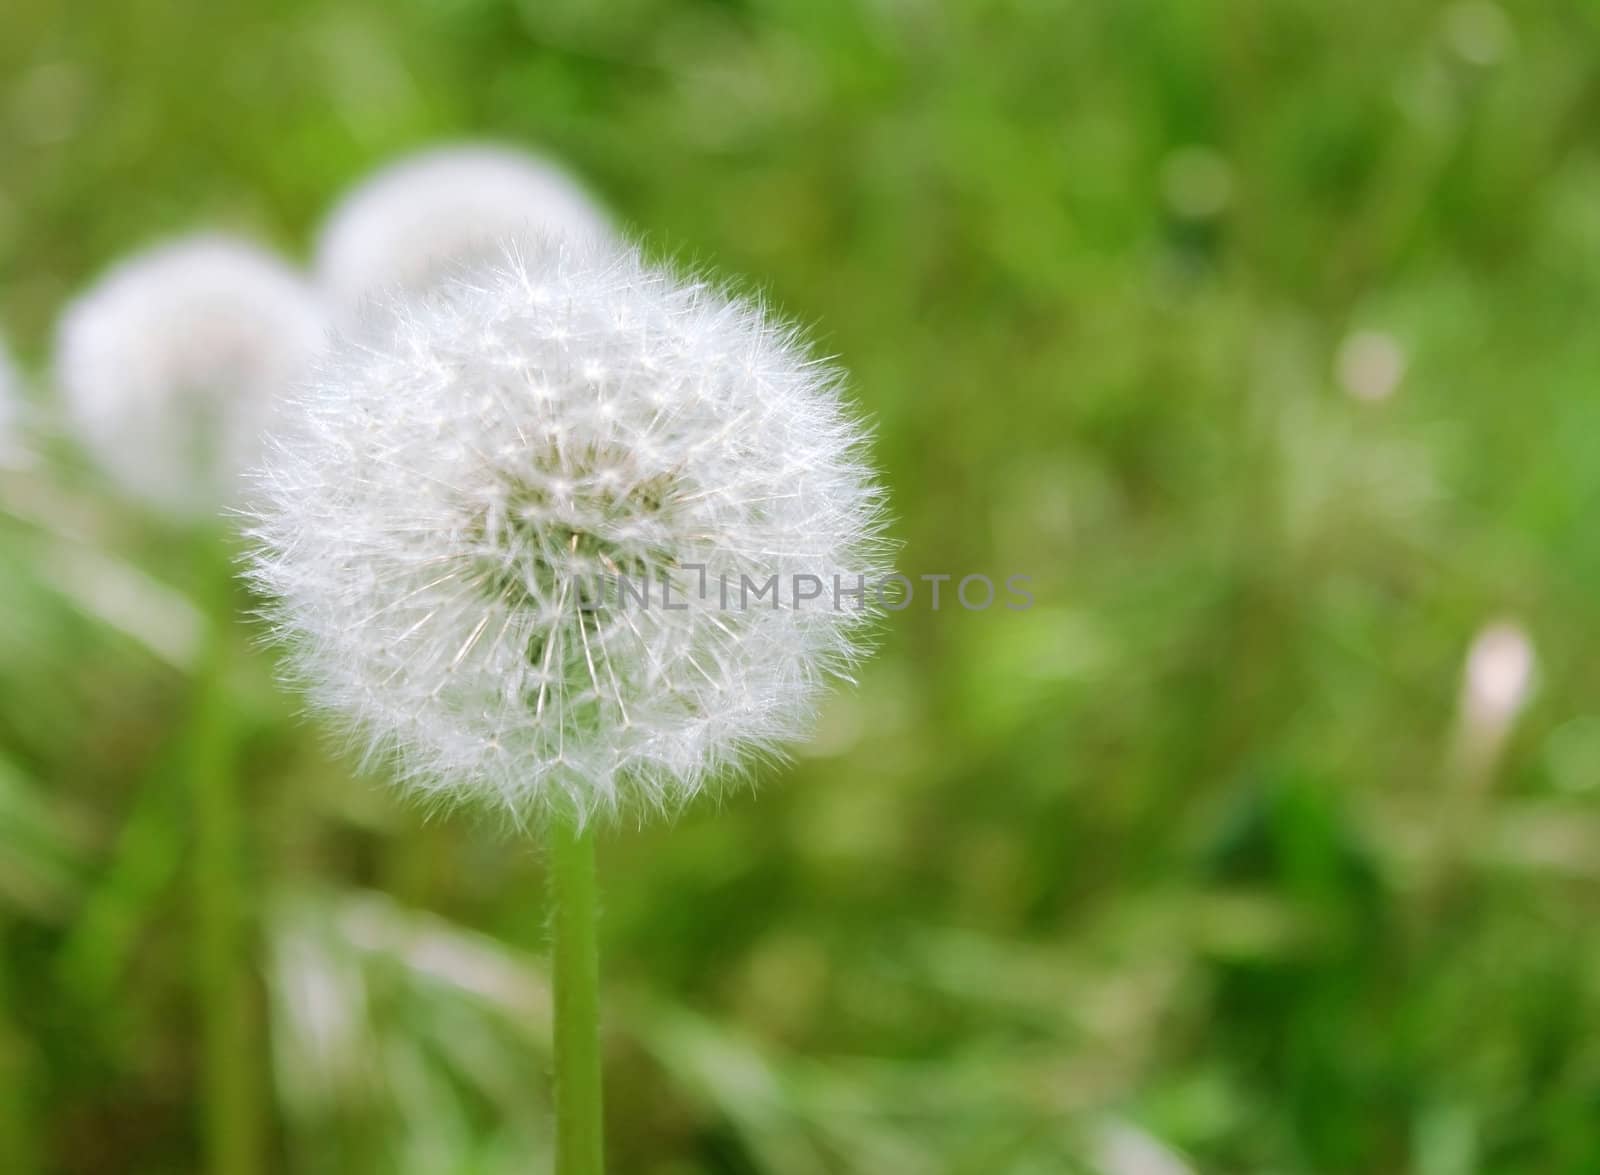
1336 329 1407 403
251 235 888 1173
54 234 326 1174
1454 619 1536 783
1420 620 1538 906
315 145 614 312
55 234 326 518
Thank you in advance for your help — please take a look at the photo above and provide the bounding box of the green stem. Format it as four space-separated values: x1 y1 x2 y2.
0 918 37 1174
190 586 258 1175
549 820 604 1174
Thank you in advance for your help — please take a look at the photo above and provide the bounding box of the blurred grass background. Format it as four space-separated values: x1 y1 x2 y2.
5 0 1600 1171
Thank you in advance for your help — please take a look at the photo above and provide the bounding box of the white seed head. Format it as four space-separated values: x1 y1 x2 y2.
1450 618 1536 787
1336 329 1407 403
1463 620 1535 732
251 238 889 825
55 235 327 518
315 144 614 312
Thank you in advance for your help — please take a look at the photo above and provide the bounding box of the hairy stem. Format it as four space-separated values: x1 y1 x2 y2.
549 820 604 1174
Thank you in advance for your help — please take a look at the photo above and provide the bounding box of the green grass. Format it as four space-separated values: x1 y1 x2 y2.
5 0 1600 1171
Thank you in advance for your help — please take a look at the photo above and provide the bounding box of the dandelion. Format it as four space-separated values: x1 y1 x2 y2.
55 234 326 518
1456 619 1536 775
254 236 886 824
250 236 888 1171
55 234 324 1174
1336 329 1407 403
315 144 614 312
1424 619 1537 906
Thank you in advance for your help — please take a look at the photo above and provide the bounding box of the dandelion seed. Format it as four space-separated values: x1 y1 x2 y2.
315 144 615 313
250 237 889 824
55 234 327 518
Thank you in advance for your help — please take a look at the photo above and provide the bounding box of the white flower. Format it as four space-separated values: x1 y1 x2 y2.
315 144 613 312
1336 329 1407 403
1462 620 1535 736
251 238 889 824
1448 618 1536 788
55 235 327 518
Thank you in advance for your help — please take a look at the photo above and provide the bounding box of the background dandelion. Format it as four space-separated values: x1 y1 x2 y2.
54 235 326 518
315 146 613 312
1439 620 1539 859
53 233 326 1175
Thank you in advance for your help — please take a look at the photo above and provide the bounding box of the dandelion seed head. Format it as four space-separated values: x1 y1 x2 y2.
251 238 889 824
1464 620 1535 730
1337 329 1407 403
315 144 614 313
55 235 327 517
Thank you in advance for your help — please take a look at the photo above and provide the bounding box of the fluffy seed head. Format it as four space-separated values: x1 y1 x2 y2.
251 239 889 824
55 235 327 518
1462 620 1535 733
315 144 614 312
